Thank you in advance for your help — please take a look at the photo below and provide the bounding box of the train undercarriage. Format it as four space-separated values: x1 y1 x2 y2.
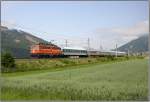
31 54 88 58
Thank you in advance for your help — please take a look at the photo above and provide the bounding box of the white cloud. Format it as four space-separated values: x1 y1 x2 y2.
95 20 149 38
112 20 149 37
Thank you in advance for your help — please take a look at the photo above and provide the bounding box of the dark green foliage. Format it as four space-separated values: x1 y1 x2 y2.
1 52 16 72
88 59 91 63
106 55 115 60
125 56 129 60
136 56 145 59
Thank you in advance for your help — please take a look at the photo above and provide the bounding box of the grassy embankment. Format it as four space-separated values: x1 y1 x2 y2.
2 56 143 74
1 58 148 100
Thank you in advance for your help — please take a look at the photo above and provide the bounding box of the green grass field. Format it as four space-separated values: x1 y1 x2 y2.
1 59 148 100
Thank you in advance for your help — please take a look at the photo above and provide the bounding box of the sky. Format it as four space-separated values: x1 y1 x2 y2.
1 1 149 50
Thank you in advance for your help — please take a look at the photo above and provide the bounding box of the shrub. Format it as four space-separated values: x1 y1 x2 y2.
125 56 129 60
106 56 115 61
137 56 144 59
88 60 91 63
61 59 76 65
1 52 16 72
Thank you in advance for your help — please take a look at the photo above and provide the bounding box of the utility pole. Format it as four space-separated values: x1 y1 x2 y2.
100 45 103 51
115 44 118 57
65 39 68 47
87 38 90 51
129 45 133 56
128 49 129 57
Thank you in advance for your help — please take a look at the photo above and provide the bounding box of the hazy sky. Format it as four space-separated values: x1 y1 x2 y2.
2 1 149 50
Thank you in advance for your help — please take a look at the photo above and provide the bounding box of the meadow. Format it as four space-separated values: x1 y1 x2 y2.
1 58 148 100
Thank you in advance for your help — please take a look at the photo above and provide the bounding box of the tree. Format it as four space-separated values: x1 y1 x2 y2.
1 52 16 72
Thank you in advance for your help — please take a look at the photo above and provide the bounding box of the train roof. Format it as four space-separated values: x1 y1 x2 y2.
61 46 87 51
89 49 126 54
105 51 126 54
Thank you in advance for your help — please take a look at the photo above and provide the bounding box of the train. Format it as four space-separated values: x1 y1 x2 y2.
30 43 126 58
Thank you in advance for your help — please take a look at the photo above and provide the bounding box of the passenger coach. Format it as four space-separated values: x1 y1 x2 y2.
61 47 88 58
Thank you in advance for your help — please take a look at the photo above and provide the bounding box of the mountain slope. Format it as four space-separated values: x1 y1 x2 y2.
1 26 48 58
117 34 149 53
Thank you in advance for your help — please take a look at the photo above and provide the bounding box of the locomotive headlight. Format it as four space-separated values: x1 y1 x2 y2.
32 50 35 53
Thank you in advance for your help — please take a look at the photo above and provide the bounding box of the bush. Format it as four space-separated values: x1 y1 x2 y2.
61 59 76 65
88 60 91 63
1 52 16 72
125 56 129 60
136 56 144 59
106 56 115 61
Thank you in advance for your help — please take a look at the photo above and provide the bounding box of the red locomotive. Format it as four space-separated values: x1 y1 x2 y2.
30 43 62 58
